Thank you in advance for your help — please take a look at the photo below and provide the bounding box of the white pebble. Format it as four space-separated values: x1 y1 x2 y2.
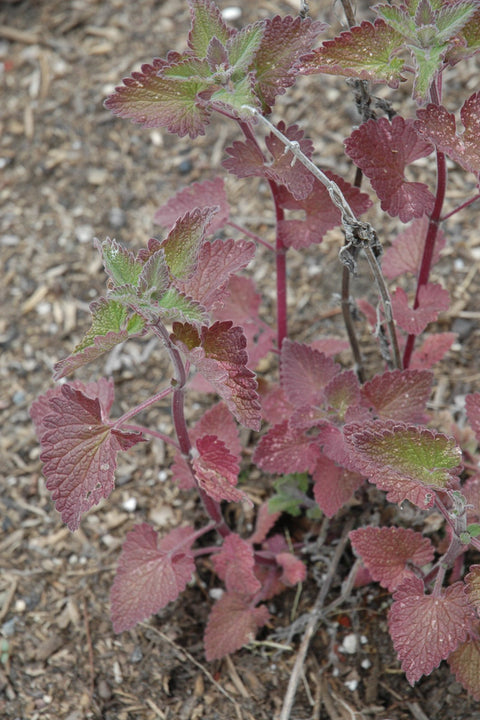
122 497 137 512
221 6 241 20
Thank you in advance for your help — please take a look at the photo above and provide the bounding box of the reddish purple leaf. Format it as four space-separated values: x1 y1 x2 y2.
382 216 446 279
249 502 281 545
175 238 256 311
213 275 275 368
31 383 144 531
415 93 480 176
204 592 270 660
389 576 475 684
223 122 315 200
449 632 480 701
281 339 340 408
154 177 230 233
253 419 321 474
312 455 364 517
277 173 371 249
104 57 212 138
465 565 480 611
392 283 450 335
324 371 361 422
360 369 433 423
466 393 480 443
110 524 196 632
171 401 241 491
410 332 457 369
172 321 261 430
161 207 217 280
276 552 306 586
350 526 435 591
193 434 250 505
253 15 326 112
212 534 260 595
299 19 406 88
344 116 434 222
344 420 462 508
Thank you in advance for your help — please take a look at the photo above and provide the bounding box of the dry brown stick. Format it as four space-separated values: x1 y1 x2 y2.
140 623 244 720
278 518 355 720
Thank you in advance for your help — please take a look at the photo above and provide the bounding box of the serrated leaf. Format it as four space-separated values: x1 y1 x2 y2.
204 592 270 661
157 287 208 324
465 565 480 610
31 383 144 531
410 332 457 369
410 43 445 99
445 8 480 63
53 298 145 380
466 393 480 443
313 455 364 517
324 371 361 421
212 534 260 595
172 321 261 430
227 21 264 72
344 420 462 507
277 172 372 249
344 116 434 222
448 631 480 700
254 419 321 474
382 216 446 279
110 524 196 632
137 248 170 300
389 576 475 684
154 177 229 233
188 0 232 57
360 369 433 423
161 207 217 279
415 93 480 177
193 434 250 504
280 340 340 408
104 61 212 138
208 71 261 116
253 15 326 112
223 122 315 200
392 283 450 335
176 239 255 312
95 237 144 287
350 526 434 591
299 20 406 87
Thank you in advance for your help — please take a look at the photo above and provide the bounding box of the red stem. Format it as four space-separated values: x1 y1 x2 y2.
403 79 447 368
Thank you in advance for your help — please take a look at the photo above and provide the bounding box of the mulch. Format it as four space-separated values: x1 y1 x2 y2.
2 0 480 718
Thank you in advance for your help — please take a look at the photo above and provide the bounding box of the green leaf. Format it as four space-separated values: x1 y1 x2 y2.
436 0 478 42
410 43 445 98
161 56 212 79
53 298 145 380
227 22 265 72
161 207 217 279
104 60 212 139
188 0 232 57
269 473 310 517
300 20 406 88
158 287 208 323
95 238 143 287
373 5 415 39
209 73 261 116
467 524 480 538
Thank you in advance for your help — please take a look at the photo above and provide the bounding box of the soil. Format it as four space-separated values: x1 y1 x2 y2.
2 1 480 719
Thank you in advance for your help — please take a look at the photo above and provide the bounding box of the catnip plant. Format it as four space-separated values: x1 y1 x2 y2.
31 0 480 700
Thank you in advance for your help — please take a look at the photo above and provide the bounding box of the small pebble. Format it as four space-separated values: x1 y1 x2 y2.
341 633 358 654
109 207 126 228
221 6 242 20
178 158 193 175
122 497 137 512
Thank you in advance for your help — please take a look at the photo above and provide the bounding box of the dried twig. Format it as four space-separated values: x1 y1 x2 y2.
278 518 355 720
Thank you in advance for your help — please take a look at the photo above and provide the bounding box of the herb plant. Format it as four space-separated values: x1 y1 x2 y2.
31 0 480 702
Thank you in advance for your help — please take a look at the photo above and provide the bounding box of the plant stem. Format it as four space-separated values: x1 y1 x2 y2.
244 106 401 369
226 220 274 250
403 79 447 368
238 118 289 349
151 321 230 534
441 192 480 221
112 386 173 429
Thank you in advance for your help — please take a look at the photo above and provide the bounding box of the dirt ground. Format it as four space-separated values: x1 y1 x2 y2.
2 0 480 718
